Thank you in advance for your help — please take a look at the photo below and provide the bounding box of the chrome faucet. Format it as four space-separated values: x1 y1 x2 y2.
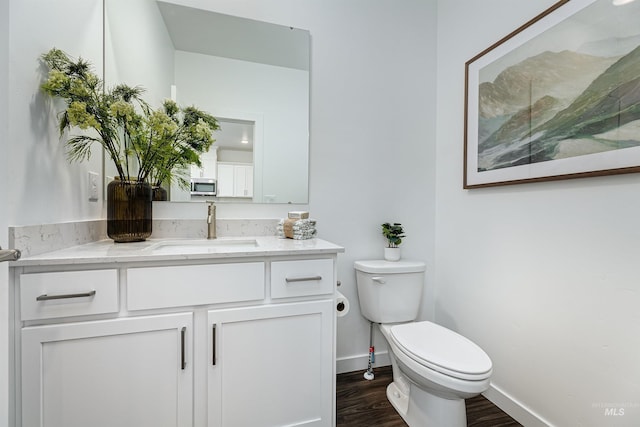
207 201 217 239
0 245 21 262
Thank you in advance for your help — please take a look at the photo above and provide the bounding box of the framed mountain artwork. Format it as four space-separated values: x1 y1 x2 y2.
464 0 640 188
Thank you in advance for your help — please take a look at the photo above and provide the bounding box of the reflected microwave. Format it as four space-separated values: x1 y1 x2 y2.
190 178 217 196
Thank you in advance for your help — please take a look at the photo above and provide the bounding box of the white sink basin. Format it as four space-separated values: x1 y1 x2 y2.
147 238 259 254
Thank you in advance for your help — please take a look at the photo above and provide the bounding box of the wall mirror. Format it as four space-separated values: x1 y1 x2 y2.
104 0 310 204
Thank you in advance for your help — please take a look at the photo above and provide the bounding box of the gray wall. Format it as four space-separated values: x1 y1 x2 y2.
436 1 640 425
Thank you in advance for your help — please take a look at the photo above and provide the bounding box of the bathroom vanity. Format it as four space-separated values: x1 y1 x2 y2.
10 236 343 427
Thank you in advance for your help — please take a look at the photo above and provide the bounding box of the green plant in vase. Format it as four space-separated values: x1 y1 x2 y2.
40 48 219 241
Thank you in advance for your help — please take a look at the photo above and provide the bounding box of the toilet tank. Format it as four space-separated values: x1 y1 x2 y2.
354 260 426 324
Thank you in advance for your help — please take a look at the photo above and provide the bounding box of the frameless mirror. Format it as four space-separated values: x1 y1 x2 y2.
104 0 310 203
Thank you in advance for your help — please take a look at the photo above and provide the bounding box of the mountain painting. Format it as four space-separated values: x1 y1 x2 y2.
465 0 640 187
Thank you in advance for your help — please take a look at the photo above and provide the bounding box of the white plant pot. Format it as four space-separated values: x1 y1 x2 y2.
384 247 401 261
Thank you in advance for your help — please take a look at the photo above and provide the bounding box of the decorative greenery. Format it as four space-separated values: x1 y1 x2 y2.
40 48 219 188
145 99 220 189
381 222 405 248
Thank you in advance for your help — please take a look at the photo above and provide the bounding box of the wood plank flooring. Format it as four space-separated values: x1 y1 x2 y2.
337 366 522 427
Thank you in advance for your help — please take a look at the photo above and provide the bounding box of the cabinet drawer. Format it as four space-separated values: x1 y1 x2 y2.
127 262 265 310
20 270 118 321
271 259 334 299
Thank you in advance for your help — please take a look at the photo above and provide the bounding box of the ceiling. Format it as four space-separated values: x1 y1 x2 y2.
157 1 309 71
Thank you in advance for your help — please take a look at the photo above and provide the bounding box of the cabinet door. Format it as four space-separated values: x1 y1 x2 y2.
218 163 253 198
208 300 334 427
243 165 253 197
21 313 193 427
233 165 253 197
216 164 234 197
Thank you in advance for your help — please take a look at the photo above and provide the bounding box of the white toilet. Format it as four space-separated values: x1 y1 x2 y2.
354 260 493 427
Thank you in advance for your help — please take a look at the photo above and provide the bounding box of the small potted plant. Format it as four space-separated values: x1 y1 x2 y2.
381 222 405 261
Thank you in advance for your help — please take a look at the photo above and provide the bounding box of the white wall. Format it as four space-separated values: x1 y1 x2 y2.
174 51 308 204
7 0 103 226
436 1 640 426
105 0 174 108
4 3 102 424
302 0 438 371
104 0 175 184
136 0 439 370
218 149 252 164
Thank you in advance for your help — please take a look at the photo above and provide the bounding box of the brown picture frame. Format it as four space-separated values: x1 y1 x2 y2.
464 0 640 188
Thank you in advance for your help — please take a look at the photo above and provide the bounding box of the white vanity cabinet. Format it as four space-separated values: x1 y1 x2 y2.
208 301 334 427
21 313 193 427
11 241 341 427
16 269 193 427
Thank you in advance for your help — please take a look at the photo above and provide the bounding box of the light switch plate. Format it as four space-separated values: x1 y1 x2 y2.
88 171 99 201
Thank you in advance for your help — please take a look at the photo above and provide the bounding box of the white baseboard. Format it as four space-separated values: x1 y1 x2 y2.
338 355 553 426
336 351 391 374
338 354 553 426
483 383 553 427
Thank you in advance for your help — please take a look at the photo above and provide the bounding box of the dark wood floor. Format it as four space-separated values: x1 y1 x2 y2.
337 366 522 427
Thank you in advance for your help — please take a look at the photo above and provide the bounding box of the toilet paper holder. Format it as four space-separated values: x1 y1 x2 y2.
335 289 350 317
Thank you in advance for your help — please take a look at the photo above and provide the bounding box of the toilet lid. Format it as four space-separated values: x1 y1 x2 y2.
354 260 426 274
388 321 492 380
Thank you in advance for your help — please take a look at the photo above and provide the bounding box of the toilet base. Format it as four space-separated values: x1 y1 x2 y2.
386 381 467 427
386 382 410 420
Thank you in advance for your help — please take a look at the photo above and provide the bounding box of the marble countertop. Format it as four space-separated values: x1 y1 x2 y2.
11 236 344 267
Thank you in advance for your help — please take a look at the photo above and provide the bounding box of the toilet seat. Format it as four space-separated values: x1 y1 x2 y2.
387 321 492 381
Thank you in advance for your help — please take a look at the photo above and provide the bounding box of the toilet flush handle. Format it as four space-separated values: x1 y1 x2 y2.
372 276 386 284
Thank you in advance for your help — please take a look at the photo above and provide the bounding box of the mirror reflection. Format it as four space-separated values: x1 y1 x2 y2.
104 0 310 203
